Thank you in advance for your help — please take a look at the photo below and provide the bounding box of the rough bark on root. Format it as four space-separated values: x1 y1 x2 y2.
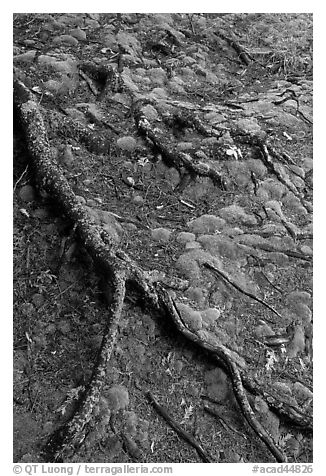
14 77 310 462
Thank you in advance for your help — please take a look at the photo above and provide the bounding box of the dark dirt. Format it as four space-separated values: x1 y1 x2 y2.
13 13 312 464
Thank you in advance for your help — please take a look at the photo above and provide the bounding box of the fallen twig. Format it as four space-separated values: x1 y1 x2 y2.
203 261 283 320
204 405 247 438
146 391 213 463
13 164 29 192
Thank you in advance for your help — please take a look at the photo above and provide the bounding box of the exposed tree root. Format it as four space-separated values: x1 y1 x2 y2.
159 289 286 463
134 101 227 190
14 77 310 463
214 30 253 66
45 271 126 462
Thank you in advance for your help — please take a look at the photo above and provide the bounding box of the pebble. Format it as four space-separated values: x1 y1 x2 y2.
149 87 168 99
70 28 87 41
204 367 230 403
164 167 180 187
201 308 220 326
197 234 241 260
141 104 159 120
14 50 37 63
287 325 306 358
176 232 196 244
57 320 71 334
84 19 100 29
177 142 194 151
254 396 280 440
185 241 201 250
117 136 137 152
105 385 129 412
288 302 312 324
61 145 74 167
33 208 50 219
235 117 262 134
187 214 226 234
292 382 313 401
43 79 61 93
286 290 311 306
19 185 35 203
175 302 202 332
273 381 293 396
218 204 257 226
132 195 145 205
75 195 86 205
151 227 172 243
148 67 166 86
254 322 275 338
32 293 45 308
175 253 202 281
21 302 34 317
185 286 207 306
52 35 79 47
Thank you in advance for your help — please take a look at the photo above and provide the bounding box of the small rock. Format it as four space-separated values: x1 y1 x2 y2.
185 286 207 306
42 421 54 434
61 145 74 167
175 302 202 332
14 50 37 63
52 34 79 47
204 367 230 403
176 232 196 244
117 136 137 152
172 359 184 373
187 214 226 234
148 67 166 86
75 195 86 205
254 322 275 338
302 157 313 172
185 241 201 250
273 381 293 396
201 308 220 327
86 199 97 207
287 325 306 358
149 87 168 99
43 79 61 93
33 208 50 219
57 320 71 334
299 245 313 256
164 167 180 187
70 28 87 41
21 302 34 317
235 117 262 134
177 142 193 151
254 396 279 440
175 252 202 282
218 204 257 226
124 411 138 435
285 437 301 458
85 19 100 29
132 195 145 205
32 293 45 308
105 385 129 412
19 185 35 203
286 290 312 307
141 104 159 120
204 111 226 124
151 227 172 243
288 301 312 324
293 382 313 402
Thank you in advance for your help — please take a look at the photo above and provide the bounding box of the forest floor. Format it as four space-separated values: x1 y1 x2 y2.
13 13 313 464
